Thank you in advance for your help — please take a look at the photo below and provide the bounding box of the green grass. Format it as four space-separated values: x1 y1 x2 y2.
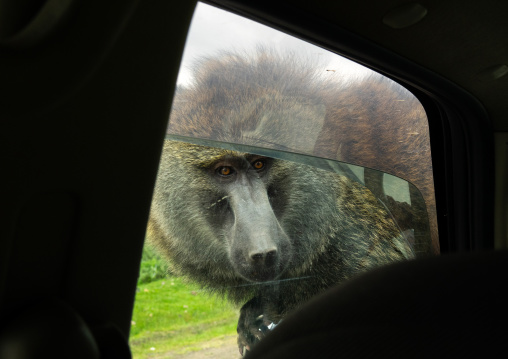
129 245 239 358
137 244 171 285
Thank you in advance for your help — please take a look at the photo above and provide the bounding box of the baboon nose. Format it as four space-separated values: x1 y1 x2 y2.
249 249 277 264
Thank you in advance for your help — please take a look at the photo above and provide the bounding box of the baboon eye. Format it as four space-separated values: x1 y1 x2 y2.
217 166 234 177
252 159 266 170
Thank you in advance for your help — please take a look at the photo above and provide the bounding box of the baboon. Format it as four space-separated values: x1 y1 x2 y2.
148 50 434 353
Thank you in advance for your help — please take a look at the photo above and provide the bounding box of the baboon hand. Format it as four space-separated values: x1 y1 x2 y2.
237 297 279 356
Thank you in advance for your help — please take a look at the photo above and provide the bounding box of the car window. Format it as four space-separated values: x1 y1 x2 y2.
130 3 437 358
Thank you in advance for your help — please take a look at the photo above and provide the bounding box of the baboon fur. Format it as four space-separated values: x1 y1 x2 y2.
148 50 434 350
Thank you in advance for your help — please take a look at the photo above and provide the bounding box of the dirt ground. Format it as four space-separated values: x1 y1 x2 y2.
151 335 241 359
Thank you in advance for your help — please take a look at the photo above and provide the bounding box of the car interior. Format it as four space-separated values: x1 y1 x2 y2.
0 0 507 358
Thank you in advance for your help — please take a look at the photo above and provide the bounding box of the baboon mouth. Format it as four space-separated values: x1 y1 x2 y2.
245 271 279 282
238 265 285 282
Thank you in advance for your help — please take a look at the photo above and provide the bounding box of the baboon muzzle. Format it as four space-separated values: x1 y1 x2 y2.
227 178 291 282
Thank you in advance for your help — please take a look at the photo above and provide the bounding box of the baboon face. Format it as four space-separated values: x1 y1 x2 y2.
205 151 292 281
151 140 340 284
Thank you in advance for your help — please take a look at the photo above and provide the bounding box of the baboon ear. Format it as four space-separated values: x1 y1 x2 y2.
240 94 326 153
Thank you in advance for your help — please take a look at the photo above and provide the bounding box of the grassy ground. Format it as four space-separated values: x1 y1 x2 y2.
129 245 239 358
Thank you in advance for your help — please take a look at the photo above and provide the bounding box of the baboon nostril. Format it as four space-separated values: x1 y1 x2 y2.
251 253 264 262
250 249 277 263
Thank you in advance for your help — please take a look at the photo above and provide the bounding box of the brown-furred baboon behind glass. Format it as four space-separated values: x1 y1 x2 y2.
148 49 436 353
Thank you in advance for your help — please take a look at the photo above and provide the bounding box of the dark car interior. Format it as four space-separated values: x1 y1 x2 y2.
1 0 506 358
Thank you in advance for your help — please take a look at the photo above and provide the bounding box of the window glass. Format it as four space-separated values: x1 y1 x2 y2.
130 3 437 358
